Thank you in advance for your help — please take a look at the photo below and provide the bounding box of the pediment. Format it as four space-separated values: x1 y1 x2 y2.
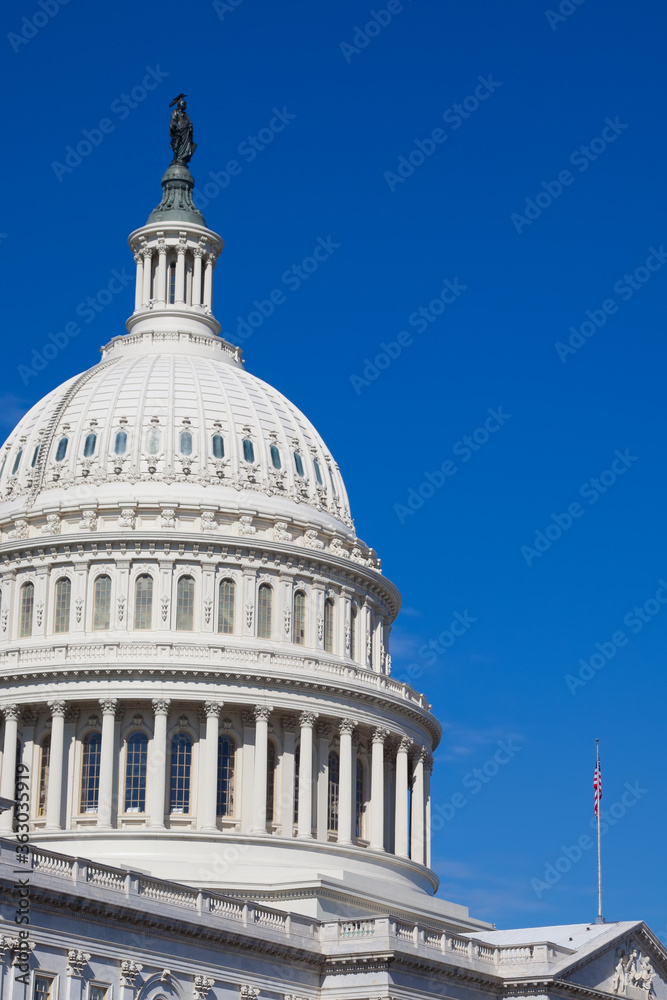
564 932 667 1000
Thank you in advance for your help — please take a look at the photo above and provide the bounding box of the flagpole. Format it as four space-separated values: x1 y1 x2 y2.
596 738 604 924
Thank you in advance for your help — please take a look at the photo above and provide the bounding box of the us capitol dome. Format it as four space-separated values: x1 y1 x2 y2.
0 99 443 920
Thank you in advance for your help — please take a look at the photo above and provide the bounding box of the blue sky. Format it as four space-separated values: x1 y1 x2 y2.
2 0 666 932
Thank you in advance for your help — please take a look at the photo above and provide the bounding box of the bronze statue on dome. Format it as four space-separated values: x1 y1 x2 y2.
169 93 197 165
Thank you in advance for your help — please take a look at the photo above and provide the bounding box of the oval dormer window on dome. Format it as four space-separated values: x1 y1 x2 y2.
242 439 255 464
114 430 127 456
83 433 97 458
55 437 68 463
31 445 40 468
212 434 224 459
179 430 193 456
11 450 23 475
314 459 323 485
146 428 161 455
270 444 281 469
293 451 305 477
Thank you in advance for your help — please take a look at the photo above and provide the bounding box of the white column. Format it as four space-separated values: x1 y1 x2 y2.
0 706 19 832
316 723 331 841
297 712 317 839
45 701 66 831
252 706 271 834
279 717 296 838
199 701 222 831
192 248 204 306
142 249 153 305
156 241 167 305
149 698 170 829
370 727 387 851
395 736 411 858
410 748 425 864
425 754 432 868
175 241 186 305
134 253 144 309
337 719 355 845
97 699 118 829
385 746 395 854
203 254 215 310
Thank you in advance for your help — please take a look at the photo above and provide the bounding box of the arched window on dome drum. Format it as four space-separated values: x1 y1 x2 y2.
55 437 68 462
19 582 34 637
217 579 235 634
176 576 195 631
314 459 323 485
324 598 335 653
242 438 255 463
93 575 112 631
293 591 306 645
124 732 148 813
114 430 128 456
80 731 101 813
134 575 153 630
217 735 236 817
53 578 71 634
350 606 357 662
293 741 300 825
355 758 366 839
11 450 23 475
169 261 176 304
83 433 97 458
212 434 225 459
38 736 51 817
293 451 304 477
179 430 193 456
327 750 339 833
170 733 192 814
270 444 281 469
266 740 277 826
31 445 40 468
257 583 272 639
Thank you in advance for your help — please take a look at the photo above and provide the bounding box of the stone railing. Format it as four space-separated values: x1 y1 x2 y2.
0 842 573 970
0 641 431 711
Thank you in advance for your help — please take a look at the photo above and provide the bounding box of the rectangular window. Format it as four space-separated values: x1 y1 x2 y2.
176 577 195 631
34 977 54 1000
20 583 34 637
89 986 108 1000
53 579 71 634
124 735 148 813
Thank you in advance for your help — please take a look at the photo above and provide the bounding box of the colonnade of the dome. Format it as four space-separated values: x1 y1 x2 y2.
0 696 432 868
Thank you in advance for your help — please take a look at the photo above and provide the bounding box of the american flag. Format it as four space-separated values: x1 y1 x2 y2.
594 752 602 817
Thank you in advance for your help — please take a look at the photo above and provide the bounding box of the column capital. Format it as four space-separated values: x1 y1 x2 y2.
372 727 390 745
339 718 356 736
2 704 20 722
152 698 171 716
253 705 272 722
204 700 223 719
298 711 318 728
47 701 66 718
99 698 119 717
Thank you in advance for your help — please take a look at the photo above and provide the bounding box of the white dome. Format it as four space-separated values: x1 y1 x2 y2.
0 330 353 534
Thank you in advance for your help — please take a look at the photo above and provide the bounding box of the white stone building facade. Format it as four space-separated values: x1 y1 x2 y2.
0 132 664 1000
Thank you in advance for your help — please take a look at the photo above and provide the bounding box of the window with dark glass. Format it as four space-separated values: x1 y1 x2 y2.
355 758 365 838
124 732 148 812
217 579 235 634
55 437 68 462
212 434 224 459
270 444 281 469
38 736 50 817
169 261 176 303
114 430 127 455
217 735 236 817
53 577 71 634
257 583 272 638
19 582 34 637
134 575 153 630
324 598 334 653
350 606 357 661
83 433 97 458
328 750 339 833
170 733 192 813
31 445 40 467
80 731 102 813
314 459 323 485
176 576 195 630
293 591 306 645
293 451 304 477
179 430 193 456
11 450 22 475
93 575 111 630
266 741 277 824
293 741 300 825
242 438 255 463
